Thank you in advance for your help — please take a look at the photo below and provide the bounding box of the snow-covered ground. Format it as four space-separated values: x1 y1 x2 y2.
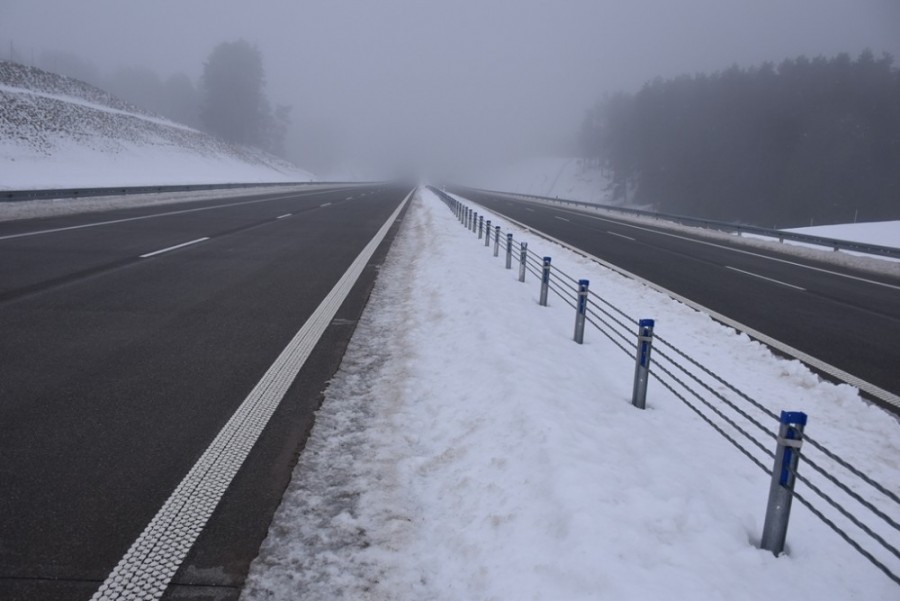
0 137 313 190
464 157 612 204
787 221 900 250
241 188 899 600
0 61 314 189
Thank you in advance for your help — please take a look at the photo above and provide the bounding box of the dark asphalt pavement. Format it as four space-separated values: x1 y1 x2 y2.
0 184 411 600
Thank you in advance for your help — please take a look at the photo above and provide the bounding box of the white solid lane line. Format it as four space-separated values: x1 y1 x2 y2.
277 213 292 219
607 231 636 241
139 237 209 259
554 207 900 292
91 189 413 601
554 216 570 222
726 266 806 291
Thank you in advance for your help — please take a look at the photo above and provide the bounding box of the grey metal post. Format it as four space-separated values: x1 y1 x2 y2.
469 209 474 231
493 226 501 256
518 242 528 282
505 233 513 269
761 411 808 556
573 279 589 344
478 215 484 238
485 220 491 247
539 257 551 306
631 319 655 409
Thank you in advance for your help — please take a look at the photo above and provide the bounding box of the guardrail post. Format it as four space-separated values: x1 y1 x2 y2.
574 279 589 344
519 242 528 282
539 257 551 306
478 215 484 239
493 226 501 256
761 411 808 556
469 209 474 231
485 220 492 247
505 233 513 268
631 319 655 409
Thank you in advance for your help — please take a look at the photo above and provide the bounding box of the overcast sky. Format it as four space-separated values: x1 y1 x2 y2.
3 0 898 176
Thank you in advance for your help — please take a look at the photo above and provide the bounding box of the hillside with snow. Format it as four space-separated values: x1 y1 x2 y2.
463 157 613 204
0 61 314 189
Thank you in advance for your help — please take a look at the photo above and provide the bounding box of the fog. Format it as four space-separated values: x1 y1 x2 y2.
2 0 898 178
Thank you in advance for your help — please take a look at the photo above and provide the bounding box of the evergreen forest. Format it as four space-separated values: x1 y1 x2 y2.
580 51 900 227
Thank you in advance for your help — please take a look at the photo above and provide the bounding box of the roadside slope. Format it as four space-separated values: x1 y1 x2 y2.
0 61 313 189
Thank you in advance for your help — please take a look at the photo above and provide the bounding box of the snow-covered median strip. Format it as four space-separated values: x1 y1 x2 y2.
242 188 899 600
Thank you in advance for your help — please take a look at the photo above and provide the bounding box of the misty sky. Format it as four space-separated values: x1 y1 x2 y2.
3 0 899 176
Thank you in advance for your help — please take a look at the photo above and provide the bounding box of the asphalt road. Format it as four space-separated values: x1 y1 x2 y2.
451 188 900 403
0 184 411 600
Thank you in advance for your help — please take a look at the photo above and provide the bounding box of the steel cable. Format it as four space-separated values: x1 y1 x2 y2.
584 314 634 356
650 368 773 473
587 299 637 335
651 359 775 460
652 347 777 441
802 435 900 508
789 466 900 563
588 291 637 324
654 334 780 422
791 490 900 586
799 455 900 534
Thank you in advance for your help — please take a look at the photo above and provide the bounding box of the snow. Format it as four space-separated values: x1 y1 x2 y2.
0 83 196 132
0 135 311 190
464 157 613 204
0 61 315 190
787 221 900 250
241 188 899 600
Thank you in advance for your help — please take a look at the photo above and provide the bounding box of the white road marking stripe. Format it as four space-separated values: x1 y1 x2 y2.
277 213 292 219
91 189 411 601
725 266 806 291
139 237 209 258
0 189 364 242
321 202 333 207
607 230 636 241
554 216 570 222
524 207 535 212
554 207 900 291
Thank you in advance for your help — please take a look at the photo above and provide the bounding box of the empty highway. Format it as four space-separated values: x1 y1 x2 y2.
0 184 411 600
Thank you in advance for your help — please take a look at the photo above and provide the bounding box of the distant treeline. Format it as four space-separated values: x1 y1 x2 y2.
580 51 900 227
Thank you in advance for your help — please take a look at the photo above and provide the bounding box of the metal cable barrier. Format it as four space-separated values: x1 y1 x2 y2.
428 186 900 586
